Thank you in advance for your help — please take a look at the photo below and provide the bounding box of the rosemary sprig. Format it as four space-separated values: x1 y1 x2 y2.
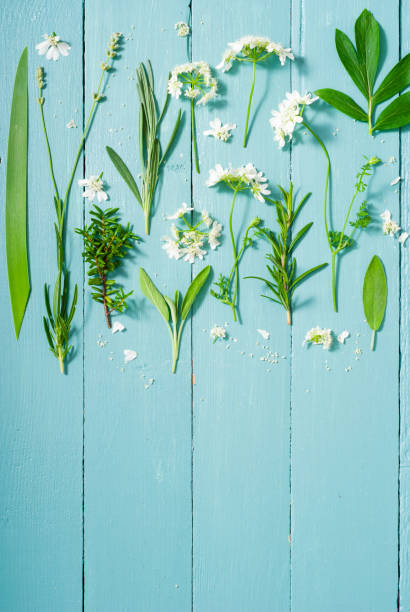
245 184 327 324
107 60 182 234
76 205 138 328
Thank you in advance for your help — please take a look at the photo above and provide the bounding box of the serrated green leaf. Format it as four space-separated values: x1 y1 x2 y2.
180 265 211 320
6 47 30 338
335 28 368 98
363 255 387 332
354 9 379 96
373 92 410 131
315 88 368 121
106 146 142 206
373 54 410 105
139 267 169 323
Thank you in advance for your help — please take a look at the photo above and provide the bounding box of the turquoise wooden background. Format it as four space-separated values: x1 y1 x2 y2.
0 0 408 610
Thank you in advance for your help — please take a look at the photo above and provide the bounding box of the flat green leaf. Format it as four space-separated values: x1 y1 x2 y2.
160 109 182 165
315 88 368 121
363 255 387 331
373 91 410 131
180 265 211 320
354 9 379 96
288 222 313 255
6 47 30 338
106 146 142 206
139 268 169 323
335 28 368 99
373 54 410 105
289 263 328 294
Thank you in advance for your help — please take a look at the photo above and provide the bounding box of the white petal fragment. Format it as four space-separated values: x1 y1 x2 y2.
124 349 137 363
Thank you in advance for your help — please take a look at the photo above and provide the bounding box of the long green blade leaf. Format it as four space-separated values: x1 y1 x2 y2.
288 222 313 255
106 146 142 206
289 262 328 293
363 255 387 331
180 265 210 320
315 88 368 121
373 54 410 105
160 109 182 165
6 47 30 338
373 92 410 131
335 28 368 98
354 9 379 96
139 267 169 324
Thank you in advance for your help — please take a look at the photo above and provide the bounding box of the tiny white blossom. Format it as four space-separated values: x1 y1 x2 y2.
36 33 71 61
112 321 125 334
380 209 400 236
182 241 207 263
175 21 190 37
123 349 137 363
167 77 183 99
167 202 194 220
168 62 218 106
210 325 227 342
203 118 236 142
257 329 270 340
399 231 409 245
337 330 350 344
66 119 77 128
162 236 182 260
270 90 318 149
303 326 332 350
208 221 222 249
78 174 108 202
217 35 294 71
201 210 212 227
390 176 401 186
206 162 270 202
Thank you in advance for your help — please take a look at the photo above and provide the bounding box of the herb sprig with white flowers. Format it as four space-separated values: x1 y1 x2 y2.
162 205 222 263
39 32 121 373
217 36 294 147
168 61 218 172
245 184 327 325
207 163 269 321
139 266 210 373
75 205 139 329
107 61 182 235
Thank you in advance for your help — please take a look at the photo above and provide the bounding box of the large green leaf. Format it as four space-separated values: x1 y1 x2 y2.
363 255 387 331
6 47 30 338
106 146 142 206
373 54 410 105
354 9 379 96
335 29 368 99
139 267 169 324
373 92 410 131
315 88 368 121
180 265 211 320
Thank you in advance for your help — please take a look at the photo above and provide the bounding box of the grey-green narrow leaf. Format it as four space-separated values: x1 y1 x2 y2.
180 265 211 321
315 88 368 122
6 47 30 338
106 146 142 206
354 9 379 96
335 28 368 99
373 54 410 105
363 255 387 332
373 92 410 131
139 267 169 323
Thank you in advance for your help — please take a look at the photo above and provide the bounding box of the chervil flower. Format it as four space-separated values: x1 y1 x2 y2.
167 202 194 220
209 221 222 249
78 174 108 202
206 163 270 202
175 21 190 37
380 209 400 236
204 118 236 142
210 325 227 342
36 33 71 61
270 91 318 149
303 326 332 350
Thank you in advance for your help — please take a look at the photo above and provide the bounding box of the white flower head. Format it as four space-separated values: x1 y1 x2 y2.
175 21 190 37
270 90 318 149
303 326 332 350
337 330 350 344
380 209 400 236
167 202 194 220
217 36 294 71
162 208 222 263
206 163 270 202
168 62 218 106
36 33 71 61
399 231 409 245
112 321 125 334
203 118 236 142
78 174 108 202
210 325 227 342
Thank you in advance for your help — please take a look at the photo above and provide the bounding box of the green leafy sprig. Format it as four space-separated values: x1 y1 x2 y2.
75 205 138 329
107 60 181 235
139 266 210 373
245 184 327 324
363 255 387 350
316 9 410 134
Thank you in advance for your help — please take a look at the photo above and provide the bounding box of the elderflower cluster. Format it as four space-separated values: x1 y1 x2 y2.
270 91 318 148
204 118 236 142
303 326 333 350
210 325 227 342
216 36 294 72
206 163 270 202
175 21 190 37
161 206 222 264
168 62 218 105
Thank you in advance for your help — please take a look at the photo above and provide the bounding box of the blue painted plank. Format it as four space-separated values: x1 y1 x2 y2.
192 2 292 610
0 1 84 610
290 1 400 610
83 1 193 610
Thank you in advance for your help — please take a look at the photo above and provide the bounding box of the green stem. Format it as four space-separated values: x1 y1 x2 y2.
243 60 256 148
370 329 376 351
144 210 150 235
331 252 337 312
191 99 199 173
39 103 60 204
229 190 239 322
368 98 373 136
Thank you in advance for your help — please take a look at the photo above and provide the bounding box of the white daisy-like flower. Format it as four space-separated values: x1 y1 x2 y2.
209 221 222 249
123 349 137 363
203 118 236 142
78 175 108 202
112 321 125 334
175 21 190 37
337 330 350 344
270 90 318 149
380 209 400 236
303 326 332 350
210 324 227 342
167 202 194 220
66 119 77 129
35 33 71 61
399 231 409 245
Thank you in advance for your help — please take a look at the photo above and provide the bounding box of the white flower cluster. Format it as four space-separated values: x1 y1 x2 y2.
168 62 218 106
175 21 190 37
210 325 227 342
380 209 408 243
204 118 236 142
78 174 108 202
270 91 318 148
36 32 71 61
216 35 294 72
303 326 333 350
206 163 270 202
162 206 222 264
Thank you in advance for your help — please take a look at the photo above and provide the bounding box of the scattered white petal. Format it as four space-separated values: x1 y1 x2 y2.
112 321 125 334
399 232 409 245
144 378 155 389
257 329 270 340
390 176 401 186
337 330 350 344
124 349 137 363
66 119 77 128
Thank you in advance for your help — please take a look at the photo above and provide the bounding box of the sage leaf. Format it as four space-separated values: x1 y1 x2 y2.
181 265 210 321
315 88 368 121
335 28 368 98
354 8 379 96
373 54 410 105
106 146 142 206
363 255 387 350
6 47 30 338
373 92 410 131
139 267 169 323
